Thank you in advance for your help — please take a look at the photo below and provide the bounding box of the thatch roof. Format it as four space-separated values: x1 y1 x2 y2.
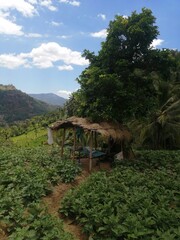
50 116 132 143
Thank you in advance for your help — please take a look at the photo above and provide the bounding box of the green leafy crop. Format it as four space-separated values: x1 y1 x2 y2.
0 145 80 238
60 151 180 240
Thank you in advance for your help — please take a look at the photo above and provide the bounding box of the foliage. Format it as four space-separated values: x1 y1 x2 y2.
66 8 162 122
0 146 80 237
0 107 67 151
116 150 180 171
65 9 180 150
136 150 180 164
57 159 82 183
142 98 180 149
11 128 47 147
8 202 73 240
60 150 180 240
129 79 180 150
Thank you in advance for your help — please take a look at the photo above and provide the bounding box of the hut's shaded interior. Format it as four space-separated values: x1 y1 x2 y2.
49 116 133 171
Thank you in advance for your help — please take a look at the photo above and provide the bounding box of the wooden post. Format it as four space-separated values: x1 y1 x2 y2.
94 131 97 149
72 127 76 162
61 128 66 157
89 131 93 172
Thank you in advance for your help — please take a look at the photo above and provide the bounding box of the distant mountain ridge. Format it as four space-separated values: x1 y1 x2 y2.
0 85 55 125
0 84 16 91
29 93 67 106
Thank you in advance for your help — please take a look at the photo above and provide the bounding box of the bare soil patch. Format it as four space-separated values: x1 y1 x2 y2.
0 226 8 240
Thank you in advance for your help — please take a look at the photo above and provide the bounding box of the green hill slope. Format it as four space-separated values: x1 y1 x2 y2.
0 85 55 125
29 93 67 106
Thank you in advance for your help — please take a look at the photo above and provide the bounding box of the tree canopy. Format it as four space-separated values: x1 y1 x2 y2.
65 8 180 149
67 9 163 121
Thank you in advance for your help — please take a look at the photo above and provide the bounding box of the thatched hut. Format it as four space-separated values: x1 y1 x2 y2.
48 116 133 171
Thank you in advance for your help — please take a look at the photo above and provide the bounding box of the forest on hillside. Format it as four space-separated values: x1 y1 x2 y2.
0 87 55 125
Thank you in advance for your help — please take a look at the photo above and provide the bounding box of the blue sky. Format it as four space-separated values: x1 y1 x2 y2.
0 0 179 99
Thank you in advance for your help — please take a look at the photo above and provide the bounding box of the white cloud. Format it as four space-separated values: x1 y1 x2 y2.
71 1 80 6
26 33 42 38
97 13 106 21
39 0 57 11
58 65 73 71
0 0 61 37
0 54 27 69
59 0 80 7
27 0 38 4
0 16 24 35
122 15 128 19
0 0 37 36
150 39 164 49
0 0 57 20
51 21 62 26
57 90 72 99
27 42 89 67
57 35 71 39
0 0 37 17
90 29 107 38
0 42 89 69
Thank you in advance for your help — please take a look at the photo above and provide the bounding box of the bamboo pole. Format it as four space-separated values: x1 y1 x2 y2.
72 127 76 162
61 128 66 157
94 131 97 149
89 131 93 172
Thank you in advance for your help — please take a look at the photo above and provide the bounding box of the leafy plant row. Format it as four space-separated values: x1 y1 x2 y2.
60 151 180 240
0 146 80 239
6 202 73 240
115 150 180 172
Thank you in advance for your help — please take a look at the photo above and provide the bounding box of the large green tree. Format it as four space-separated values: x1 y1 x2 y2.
69 8 163 122
65 8 180 149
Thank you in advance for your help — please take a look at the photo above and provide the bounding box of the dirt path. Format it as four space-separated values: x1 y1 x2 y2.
0 221 8 240
43 159 111 240
43 170 89 240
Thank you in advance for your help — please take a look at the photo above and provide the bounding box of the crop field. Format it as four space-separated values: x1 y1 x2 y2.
0 145 179 240
11 128 47 147
61 151 180 240
0 146 81 239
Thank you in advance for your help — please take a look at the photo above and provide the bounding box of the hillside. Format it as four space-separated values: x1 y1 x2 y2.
29 93 67 106
0 85 55 125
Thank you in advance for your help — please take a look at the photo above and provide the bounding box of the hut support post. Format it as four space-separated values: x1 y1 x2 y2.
89 131 93 172
61 128 66 157
72 127 76 162
95 131 97 149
